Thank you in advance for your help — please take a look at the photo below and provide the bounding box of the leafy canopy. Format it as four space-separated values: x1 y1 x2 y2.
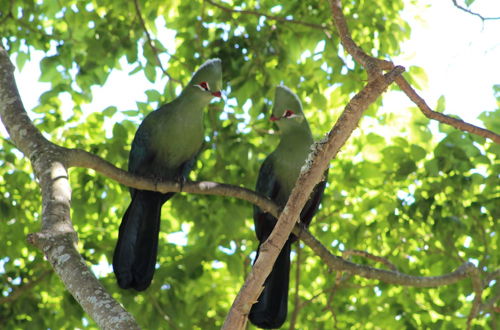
0 0 497 329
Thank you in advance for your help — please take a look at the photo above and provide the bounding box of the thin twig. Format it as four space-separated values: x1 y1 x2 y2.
395 76 500 144
342 249 398 272
485 269 500 285
330 0 500 143
295 226 482 288
480 287 500 314
0 270 51 304
204 0 330 32
66 148 279 217
466 266 484 329
451 0 500 21
133 0 184 86
288 245 302 330
148 292 180 330
328 0 394 75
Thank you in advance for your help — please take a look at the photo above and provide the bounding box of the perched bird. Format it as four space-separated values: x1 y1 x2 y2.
249 86 327 329
113 59 223 291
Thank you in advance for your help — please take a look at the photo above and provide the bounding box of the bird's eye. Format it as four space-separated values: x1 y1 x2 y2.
197 81 210 91
283 110 294 118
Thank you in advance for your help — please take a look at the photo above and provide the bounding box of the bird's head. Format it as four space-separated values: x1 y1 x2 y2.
270 85 305 133
188 58 223 99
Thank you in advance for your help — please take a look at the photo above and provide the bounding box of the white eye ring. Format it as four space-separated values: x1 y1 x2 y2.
195 81 210 91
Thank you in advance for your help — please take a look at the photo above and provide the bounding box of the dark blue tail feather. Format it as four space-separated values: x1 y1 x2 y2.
113 190 173 291
249 240 292 329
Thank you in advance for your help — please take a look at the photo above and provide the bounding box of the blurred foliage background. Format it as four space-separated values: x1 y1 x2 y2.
0 0 498 329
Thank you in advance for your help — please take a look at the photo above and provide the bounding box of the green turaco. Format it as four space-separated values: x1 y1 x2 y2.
249 85 328 328
113 59 223 291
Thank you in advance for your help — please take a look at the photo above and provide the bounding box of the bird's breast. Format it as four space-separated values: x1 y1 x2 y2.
150 116 204 168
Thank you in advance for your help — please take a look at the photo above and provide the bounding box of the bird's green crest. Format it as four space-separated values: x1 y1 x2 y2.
188 58 223 95
272 85 305 124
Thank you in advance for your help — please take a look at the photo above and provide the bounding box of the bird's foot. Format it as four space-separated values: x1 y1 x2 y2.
176 175 187 193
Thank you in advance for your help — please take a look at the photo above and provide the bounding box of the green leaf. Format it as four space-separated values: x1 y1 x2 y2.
112 123 128 140
435 95 446 113
397 159 417 177
1 1 497 328
410 144 426 161
144 63 157 83
16 52 30 71
145 89 162 103
102 106 117 117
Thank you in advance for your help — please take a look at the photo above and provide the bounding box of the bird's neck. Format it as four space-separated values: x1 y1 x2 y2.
271 125 314 199
276 123 314 155
171 91 212 116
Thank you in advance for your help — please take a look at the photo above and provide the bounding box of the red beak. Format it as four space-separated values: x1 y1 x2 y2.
211 91 222 97
270 115 279 122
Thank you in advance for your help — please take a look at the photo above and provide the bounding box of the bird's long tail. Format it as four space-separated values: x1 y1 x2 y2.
113 190 173 291
249 240 292 329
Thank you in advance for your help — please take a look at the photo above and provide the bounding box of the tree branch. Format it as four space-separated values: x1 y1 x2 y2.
451 0 500 21
59 63 485 327
1 0 497 326
204 0 330 33
395 76 500 143
466 265 484 329
480 287 500 314
222 65 405 329
342 249 398 272
329 0 394 75
66 138 493 289
294 226 484 288
0 46 140 330
329 0 500 144
288 244 302 330
64 128 491 288
133 0 184 86
66 148 279 217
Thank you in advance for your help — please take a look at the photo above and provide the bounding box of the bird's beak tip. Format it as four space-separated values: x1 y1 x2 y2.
211 91 222 98
269 115 279 122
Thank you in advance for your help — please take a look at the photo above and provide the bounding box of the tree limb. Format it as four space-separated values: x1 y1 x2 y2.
329 0 500 144
294 224 485 288
1 40 490 326
288 244 302 330
329 0 394 75
342 249 398 272
63 133 493 291
451 0 500 21
0 45 140 330
222 65 405 329
66 148 279 217
466 265 484 330
395 76 500 143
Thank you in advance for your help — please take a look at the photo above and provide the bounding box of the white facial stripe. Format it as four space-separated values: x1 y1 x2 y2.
195 82 210 91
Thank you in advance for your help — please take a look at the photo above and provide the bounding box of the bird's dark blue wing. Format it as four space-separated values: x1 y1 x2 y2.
128 125 153 176
253 156 281 241
300 168 329 227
